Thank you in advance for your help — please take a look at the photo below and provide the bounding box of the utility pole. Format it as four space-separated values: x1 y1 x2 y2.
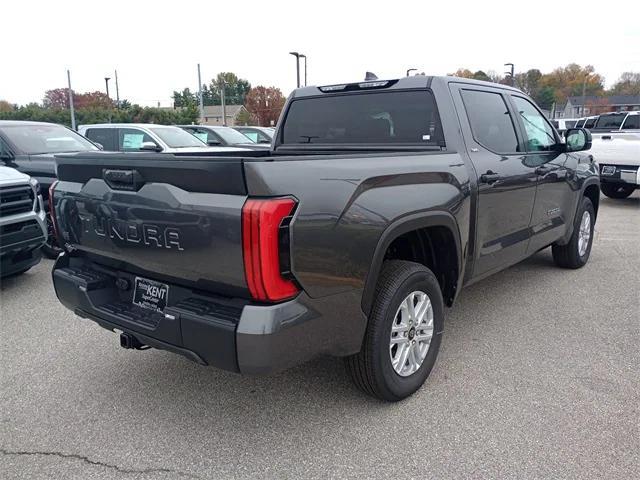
289 52 302 88
220 80 227 126
104 77 111 99
581 73 590 116
67 70 76 130
197 63 204 121
114 70 120 108
504 63 514 86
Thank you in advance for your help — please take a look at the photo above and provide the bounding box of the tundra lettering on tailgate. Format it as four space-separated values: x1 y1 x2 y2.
80 215 184 250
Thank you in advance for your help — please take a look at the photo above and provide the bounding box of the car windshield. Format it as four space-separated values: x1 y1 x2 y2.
594 114 626 129
2 124 98 154
213 127 256 144
149 127 207 148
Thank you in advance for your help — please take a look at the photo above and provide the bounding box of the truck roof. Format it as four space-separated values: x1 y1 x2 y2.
78 123 182 129
292 75 522 98
0 120 61 127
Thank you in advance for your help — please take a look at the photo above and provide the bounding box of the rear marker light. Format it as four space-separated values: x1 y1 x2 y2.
242 198 300 302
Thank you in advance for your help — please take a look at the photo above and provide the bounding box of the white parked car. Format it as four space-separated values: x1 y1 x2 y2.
588 112 640 198
78 124 249 154
0 166 47 276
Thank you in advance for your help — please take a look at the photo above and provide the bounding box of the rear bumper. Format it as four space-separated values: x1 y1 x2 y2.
52 254 366 374
599 164 640 187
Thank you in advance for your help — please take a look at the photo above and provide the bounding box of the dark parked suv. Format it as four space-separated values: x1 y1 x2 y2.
50 76 598 401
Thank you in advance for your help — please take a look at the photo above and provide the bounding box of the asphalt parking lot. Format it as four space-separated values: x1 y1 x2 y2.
1 192 638 480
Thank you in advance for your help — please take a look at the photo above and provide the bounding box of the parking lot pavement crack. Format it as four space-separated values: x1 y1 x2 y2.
0 448 203 479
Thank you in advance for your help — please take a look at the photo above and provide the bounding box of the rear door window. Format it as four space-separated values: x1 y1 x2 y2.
622 115 639 129
85 128 117 151
282 90 444 147
461 90 520 153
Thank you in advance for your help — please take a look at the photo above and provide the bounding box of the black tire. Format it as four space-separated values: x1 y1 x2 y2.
601 183 634 199
552 196 595 269
345 260 444 402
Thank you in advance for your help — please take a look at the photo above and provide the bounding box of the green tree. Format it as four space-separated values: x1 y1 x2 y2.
607 72 640 96
172 88 197 108
472 70 491 82
534 86 556 110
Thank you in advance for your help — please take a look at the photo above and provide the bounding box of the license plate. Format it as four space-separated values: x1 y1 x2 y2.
620 170 637 184
133 277 169 313
601 165 616 176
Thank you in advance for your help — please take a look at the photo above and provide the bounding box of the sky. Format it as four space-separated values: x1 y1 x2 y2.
2 0 639 107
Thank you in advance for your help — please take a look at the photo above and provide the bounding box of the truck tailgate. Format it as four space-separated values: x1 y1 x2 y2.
53 153 249 297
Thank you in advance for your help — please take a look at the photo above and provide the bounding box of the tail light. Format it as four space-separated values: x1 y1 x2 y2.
242 198 300 302
48 181 60 240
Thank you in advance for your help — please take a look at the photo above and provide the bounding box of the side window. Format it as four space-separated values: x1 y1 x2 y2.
188 128 209 143
241 130 259 142
461 90 520 153
118 128 156 151
85 128 117 151
512 96 556 152
622 115 639 130
0 137 11 157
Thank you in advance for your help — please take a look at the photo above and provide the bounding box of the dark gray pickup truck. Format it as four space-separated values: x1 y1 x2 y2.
50 76 599 401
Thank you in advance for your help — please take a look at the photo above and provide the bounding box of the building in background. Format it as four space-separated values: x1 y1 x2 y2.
201 105 249 126
555 95 640 118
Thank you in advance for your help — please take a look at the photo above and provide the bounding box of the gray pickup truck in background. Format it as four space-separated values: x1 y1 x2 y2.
50 76 599 401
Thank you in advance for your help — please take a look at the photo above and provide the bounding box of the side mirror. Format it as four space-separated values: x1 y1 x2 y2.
207 140 222 146
140 141 162 152
563 128 591 152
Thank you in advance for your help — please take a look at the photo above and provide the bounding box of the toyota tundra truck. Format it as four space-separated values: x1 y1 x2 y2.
49 76 599 401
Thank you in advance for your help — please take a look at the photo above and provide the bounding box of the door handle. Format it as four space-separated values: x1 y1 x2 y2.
601 135 612 140
479 171 500 184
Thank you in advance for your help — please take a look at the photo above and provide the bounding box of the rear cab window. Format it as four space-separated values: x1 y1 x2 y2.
281 90 445 148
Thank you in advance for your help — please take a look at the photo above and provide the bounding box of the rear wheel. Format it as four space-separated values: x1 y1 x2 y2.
601 183 634 199
345 260 444 401
552 196 595 269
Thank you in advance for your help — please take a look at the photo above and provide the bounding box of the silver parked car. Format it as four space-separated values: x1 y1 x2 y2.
78 124 250 153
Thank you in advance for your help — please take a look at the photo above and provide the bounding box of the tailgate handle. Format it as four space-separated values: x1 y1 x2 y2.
103 169 143 191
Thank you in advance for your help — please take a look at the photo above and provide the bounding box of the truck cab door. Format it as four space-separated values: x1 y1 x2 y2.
452 86 537 277
508 94 577 253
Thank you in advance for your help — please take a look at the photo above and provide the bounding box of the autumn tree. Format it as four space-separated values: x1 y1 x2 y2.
538 64 604 105
0 100 14 113
43 88 113 109
244 86 286 126
449 68 474 78
608 72 640 96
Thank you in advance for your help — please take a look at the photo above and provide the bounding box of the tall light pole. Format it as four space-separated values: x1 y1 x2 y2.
220 80 227 126
581 72 590 116
114 70 120 108
104 77 111 100
289 52 302 88
197 64 204 121
300 54 307 86
504 63 514 86
67 70 76 130
406 68 417 77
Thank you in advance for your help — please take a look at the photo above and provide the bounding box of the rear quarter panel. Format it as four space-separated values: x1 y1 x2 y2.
244 153 471 299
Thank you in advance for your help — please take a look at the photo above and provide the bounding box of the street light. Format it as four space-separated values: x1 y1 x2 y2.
406 68 417 77
289 52 304 88
104 77 111 99
299 54 307 86
504 63 514 86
